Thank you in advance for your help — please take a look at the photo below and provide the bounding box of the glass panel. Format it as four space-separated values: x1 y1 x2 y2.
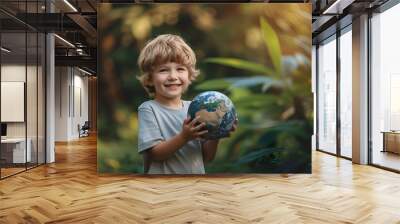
339 29 352 158
371 4 400 171
317 36 337 154
1 1 28 178
1 30 27 177
0 1 46 178
26 0 38 169
27 30 38 169
38 32 45 165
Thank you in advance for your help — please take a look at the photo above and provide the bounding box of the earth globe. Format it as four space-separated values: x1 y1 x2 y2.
188 91 237 140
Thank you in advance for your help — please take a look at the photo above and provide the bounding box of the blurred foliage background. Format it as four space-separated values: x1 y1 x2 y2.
98 3 312 174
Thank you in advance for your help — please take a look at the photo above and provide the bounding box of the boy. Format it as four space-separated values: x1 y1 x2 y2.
136 34 235 174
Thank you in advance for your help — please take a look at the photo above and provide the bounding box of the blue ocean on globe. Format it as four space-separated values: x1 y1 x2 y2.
188 91 237 140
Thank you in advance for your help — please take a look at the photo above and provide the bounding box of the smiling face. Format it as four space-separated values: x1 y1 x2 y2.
150 62 190 101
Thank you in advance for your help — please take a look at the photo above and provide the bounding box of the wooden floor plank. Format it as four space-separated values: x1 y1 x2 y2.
0 135 400 223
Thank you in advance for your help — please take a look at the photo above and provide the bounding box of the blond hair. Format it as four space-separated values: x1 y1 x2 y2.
137 34 200 97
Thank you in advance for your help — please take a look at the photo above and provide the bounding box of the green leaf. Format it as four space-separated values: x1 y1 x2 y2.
194 76 282 92
234 94 279 108
237 147 282 164
229 76 281 89
265 120 311 139
204 57 276 77
194 79 231 91
260 17 282 75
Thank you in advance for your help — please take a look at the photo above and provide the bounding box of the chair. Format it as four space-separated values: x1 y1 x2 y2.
78 121 90 138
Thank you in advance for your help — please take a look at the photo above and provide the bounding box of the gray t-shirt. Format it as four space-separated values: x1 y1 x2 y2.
137 100 205 174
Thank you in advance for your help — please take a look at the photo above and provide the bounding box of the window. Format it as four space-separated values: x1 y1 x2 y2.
339 28 352 158
317 36 337 154
371 3 400 171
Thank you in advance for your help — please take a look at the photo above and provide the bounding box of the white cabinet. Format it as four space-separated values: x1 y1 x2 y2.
1 138 32 163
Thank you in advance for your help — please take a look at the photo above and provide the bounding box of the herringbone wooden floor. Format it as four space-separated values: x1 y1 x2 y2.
1 135 400 224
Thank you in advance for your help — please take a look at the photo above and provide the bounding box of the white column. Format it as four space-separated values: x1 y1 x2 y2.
352 14 369 164
46 33 55 163
46 1 55 163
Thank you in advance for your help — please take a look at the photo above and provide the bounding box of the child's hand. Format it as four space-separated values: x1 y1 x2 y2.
180 116 208 141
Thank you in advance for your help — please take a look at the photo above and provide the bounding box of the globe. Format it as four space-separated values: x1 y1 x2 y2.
188 91 237 140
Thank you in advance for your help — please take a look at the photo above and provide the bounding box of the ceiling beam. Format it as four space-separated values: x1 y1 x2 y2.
67 13 97 39
312 15 335 33
322 0 356 15
55 55 96 72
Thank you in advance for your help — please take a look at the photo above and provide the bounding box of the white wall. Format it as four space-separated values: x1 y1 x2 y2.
55 67 89 141
1 63 46 164
72 72 89 138
55 67 69 141
1 82 25 122
1 65 34 138
1 65 26 141
1 64 26 81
